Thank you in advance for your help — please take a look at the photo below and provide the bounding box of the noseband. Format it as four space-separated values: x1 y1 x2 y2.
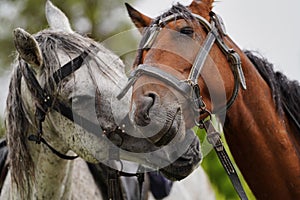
117 11 249 200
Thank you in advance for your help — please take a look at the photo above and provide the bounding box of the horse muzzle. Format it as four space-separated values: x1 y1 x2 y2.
160 129 202 181
131 92 184 147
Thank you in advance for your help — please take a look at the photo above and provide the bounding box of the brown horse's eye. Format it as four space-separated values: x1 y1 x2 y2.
179 26 194 36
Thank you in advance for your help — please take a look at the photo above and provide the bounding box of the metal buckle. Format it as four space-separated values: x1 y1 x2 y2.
207 131 223 151
210 12 227 36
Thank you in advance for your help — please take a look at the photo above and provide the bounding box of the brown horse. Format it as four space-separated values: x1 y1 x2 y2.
121 0 300 199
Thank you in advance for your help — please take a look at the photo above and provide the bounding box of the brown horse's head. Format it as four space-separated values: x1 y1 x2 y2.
123 0 244 145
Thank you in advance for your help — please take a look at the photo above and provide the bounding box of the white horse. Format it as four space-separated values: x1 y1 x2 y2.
1 1 212 199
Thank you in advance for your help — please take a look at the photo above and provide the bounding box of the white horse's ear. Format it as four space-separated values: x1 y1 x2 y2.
45 0 73 33
13 28 43 67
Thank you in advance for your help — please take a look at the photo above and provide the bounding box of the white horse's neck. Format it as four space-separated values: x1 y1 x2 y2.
1 137 74 200
2 78 76 199
27 138 74 199
0 83 102 200
3 120 74 199
2 140 102 200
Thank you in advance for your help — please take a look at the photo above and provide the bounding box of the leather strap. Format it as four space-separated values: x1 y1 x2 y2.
21 50 92 160
117 64 193 100
52 51 89 84
188 24 218 83
202 120 248 200
28 135 78 160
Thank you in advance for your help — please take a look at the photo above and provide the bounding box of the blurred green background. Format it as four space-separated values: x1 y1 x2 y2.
0 0 255 199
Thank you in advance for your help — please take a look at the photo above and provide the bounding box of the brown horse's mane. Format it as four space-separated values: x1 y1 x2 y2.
245 50 300 131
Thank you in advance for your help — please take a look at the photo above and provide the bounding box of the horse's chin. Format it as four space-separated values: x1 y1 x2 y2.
145 108 183 147
159 129 202 180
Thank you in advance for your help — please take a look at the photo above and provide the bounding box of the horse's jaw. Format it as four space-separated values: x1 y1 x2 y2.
160 129 202 181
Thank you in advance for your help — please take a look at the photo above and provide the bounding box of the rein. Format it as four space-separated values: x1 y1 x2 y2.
117 11 249 200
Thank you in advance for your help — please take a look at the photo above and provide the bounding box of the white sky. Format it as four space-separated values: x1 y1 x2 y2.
132 0 300 81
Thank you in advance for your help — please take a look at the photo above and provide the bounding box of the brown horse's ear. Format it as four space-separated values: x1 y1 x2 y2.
13 28 43 67
125 3 153 34
191 0 214 11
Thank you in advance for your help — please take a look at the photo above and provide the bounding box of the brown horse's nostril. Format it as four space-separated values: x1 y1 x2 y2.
134 92 157 126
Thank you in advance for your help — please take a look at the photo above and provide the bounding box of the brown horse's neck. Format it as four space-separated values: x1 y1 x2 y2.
221 37 300 199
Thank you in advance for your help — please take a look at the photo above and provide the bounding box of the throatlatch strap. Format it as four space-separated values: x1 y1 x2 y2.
28 134 78 160
202 120 248 200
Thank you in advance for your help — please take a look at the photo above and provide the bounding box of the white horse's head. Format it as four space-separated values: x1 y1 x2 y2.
6 2 201 195
11 2 131 162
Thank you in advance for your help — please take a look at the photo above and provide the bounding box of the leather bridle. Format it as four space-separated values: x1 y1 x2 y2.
117 11 249 200
22 48 93 160
21 45 131 158
117 12 247 115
